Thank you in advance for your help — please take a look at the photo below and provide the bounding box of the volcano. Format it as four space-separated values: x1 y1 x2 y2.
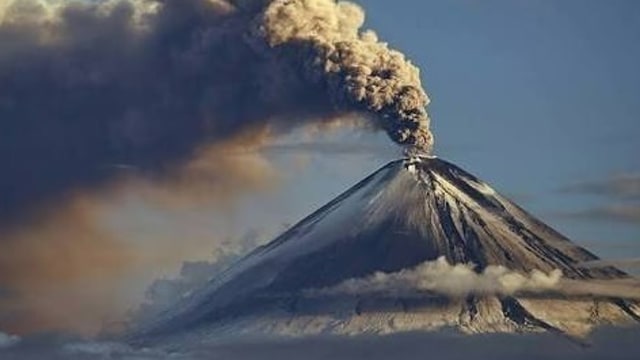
137 157 640 341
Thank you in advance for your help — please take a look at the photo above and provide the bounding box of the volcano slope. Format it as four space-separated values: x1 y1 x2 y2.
136 157 640 341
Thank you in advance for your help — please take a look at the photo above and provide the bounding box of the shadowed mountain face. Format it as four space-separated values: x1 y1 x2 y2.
136 158 636 341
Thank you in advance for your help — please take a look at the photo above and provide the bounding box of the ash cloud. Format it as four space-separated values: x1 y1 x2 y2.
0 0 433 224
258 0 433 152
264 141 392 155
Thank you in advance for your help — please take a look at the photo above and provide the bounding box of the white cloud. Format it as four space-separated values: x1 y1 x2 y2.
309 256 640 301
312 256 562 297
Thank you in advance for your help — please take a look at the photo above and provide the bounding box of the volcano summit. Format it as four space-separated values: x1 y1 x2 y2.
136 157 640 342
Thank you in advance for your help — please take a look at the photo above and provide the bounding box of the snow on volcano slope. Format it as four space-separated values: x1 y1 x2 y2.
134 157 639 341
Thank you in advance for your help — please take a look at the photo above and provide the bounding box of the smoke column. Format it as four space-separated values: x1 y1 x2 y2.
258 0 433 151
0 0 433 223
0 0 433 334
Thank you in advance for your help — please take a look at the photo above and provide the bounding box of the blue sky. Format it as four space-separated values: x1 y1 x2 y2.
358 0 640 260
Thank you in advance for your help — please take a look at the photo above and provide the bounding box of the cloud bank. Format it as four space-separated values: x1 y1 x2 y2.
313 256 563 297
312 256 640 300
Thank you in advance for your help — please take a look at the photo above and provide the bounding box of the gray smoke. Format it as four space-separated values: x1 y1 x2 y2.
258 0 433 152
0 0 433 223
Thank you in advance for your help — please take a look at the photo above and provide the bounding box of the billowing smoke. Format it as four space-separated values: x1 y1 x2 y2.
313 257 640 300
258 0 433 152
0 0 432 334
0 0 432 223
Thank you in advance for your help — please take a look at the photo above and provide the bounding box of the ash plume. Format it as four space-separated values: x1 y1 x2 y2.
0 0 433 223
258 0 433 152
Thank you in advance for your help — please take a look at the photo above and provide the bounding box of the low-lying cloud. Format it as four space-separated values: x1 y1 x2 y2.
312 256 640 300
312 256 563 297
